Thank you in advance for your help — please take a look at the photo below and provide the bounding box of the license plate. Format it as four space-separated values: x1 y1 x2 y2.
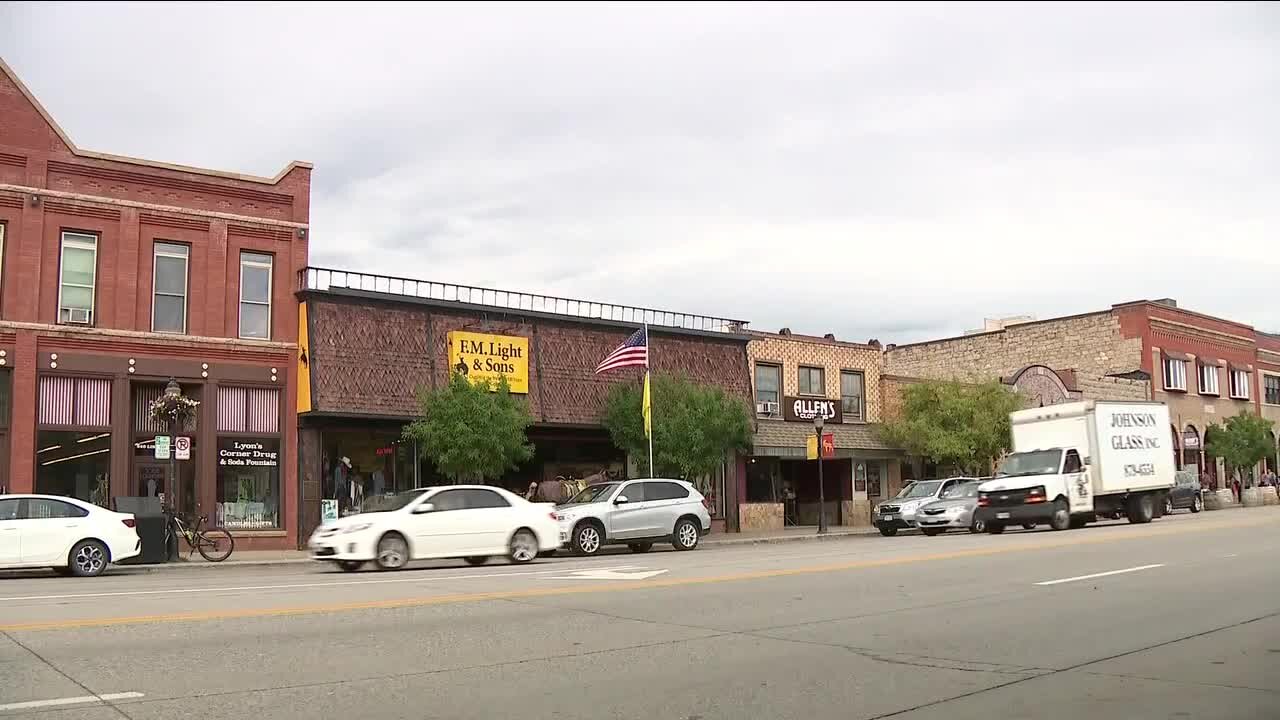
996 512 1011 519
881 514 897 521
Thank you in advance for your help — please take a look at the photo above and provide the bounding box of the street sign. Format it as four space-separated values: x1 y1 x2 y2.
154 435 171 460
175 436 191 460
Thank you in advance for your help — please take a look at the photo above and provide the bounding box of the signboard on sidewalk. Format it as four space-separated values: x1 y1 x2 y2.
175 436 192 460
154 435 171 460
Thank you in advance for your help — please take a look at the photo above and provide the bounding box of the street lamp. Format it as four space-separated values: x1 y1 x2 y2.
164 378 180 515
814 414 827 534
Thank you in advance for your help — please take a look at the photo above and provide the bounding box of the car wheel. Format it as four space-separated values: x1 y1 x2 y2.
987 523 1006 535
375 533 409 570
878 526 898 537
673 518 700 551
68 540 109 577
572 522 604 556
1022 522 1038 530
628 542 653 553
508 529 538 564
969 519 986 534
465 556 489 566
336 560 364 573
1191 495 1203 513
1164 497 1175 516
1127 494 1155 524
1048 500 1071 531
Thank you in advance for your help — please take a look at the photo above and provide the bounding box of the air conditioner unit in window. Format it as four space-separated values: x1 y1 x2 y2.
64 308 92 325
756 401 780 415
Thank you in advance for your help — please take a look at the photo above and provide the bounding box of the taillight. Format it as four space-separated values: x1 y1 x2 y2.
121 518 136 528
701 497 711 510
1026 486 1047 504
977 494 990 507
549 512 559 521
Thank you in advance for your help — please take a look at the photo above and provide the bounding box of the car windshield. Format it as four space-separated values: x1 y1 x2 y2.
362 490 428 513
941 482 982 499
901 481 943 499
996 450 1063 477
563 483 619 505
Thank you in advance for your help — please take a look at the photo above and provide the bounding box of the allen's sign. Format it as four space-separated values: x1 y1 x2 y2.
784 396 842 424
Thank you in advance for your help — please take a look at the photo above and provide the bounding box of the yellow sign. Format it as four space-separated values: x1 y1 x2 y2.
806 435 818 460
447 331 530 394
297 301 312 413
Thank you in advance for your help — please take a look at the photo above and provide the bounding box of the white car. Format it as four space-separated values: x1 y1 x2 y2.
307 485 560 572
0 494 141 576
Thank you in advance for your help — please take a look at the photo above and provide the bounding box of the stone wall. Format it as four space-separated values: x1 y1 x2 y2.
885 310 1148 402
739 502 783 532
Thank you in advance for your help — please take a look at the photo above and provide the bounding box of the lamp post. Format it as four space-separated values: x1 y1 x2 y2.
164 378 181 514
814 414 827 534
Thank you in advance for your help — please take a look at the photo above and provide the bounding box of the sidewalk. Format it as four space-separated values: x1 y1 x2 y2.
134 525 883 570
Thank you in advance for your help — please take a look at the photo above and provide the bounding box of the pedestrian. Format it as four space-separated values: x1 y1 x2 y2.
526 479 539 501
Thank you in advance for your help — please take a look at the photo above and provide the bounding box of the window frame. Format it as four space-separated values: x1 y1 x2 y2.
238 251 274 340
839 369 865 421
1197 362 1219 396
619 481 647 503
24 497 89 519
647 481 690 501
1229 369 1250 400
151 241 190 334
0 223 6 310
754 362 781 414
57 231 99 325
797 365 826 397
1063 450 1083 474
426 488 467 512
1264 375 1280 406
463 489 511 509
1163 356 1187 392
0 497 20 521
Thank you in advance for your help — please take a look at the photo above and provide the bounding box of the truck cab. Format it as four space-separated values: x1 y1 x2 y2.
974 447 1089 533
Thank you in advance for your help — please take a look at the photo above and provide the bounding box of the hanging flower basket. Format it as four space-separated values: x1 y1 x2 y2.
149 393 200 428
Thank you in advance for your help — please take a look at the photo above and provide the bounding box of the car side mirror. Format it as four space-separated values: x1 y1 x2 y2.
614 495 629 505
412 503 435 514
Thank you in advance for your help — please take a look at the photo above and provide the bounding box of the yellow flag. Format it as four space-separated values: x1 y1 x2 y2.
642 372 652 439
806 435 818 460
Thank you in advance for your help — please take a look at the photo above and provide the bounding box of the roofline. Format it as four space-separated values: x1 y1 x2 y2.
886 308 1114 351
0 56 312 185
748 329 881 351
1111 299 1257 334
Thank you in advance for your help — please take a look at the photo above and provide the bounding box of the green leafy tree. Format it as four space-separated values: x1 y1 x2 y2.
602 375 751 479
402 373 534 483
1205 412 1275 482
880 380 1026 475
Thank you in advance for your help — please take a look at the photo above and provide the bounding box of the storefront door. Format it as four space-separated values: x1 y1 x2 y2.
133 458 196 519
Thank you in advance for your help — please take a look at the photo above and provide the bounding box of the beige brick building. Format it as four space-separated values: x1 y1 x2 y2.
742 330 903 531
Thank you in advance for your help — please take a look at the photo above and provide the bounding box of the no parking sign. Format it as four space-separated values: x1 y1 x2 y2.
175 436 192 460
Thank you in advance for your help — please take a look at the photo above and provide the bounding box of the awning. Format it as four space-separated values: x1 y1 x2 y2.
1164 351 1190 361
1197 357 1224 367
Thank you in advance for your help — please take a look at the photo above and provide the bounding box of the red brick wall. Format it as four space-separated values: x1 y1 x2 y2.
306 296 752 424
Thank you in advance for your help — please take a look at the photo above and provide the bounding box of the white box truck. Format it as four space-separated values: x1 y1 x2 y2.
973 400 1176 533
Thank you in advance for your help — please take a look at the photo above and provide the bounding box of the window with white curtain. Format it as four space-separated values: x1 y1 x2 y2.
152 242 189 333
1163 356 1187 391
1230 369 1250 400
58 232 98 324
238 252 273 340
1198 362 1219 395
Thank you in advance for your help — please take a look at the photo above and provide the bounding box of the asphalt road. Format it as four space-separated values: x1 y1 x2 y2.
1 508 1278 720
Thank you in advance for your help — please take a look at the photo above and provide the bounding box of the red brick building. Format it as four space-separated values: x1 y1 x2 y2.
0 59 310 548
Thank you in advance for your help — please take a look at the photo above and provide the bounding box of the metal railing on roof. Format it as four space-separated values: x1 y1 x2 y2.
298 267 750 334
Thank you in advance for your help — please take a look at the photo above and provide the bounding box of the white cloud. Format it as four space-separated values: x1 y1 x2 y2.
3 1 1277 341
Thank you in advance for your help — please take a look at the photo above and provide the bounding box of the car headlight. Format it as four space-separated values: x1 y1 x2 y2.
343 523 373 534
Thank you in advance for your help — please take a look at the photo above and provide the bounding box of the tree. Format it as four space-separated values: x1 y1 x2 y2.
402 373 534 483
1205 412 1275 483
601 374 752 479
880 380 1026 475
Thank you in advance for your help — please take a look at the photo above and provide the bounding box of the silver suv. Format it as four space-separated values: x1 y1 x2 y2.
555 479 711 555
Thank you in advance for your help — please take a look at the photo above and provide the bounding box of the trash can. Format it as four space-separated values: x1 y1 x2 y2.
113 496 170 564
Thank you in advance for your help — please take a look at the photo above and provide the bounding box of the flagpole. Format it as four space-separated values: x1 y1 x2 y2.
646 321 654 478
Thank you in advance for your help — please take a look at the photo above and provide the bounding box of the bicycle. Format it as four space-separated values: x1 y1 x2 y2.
165 510 235 562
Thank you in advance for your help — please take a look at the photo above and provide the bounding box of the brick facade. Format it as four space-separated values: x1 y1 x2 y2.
0 59 309 549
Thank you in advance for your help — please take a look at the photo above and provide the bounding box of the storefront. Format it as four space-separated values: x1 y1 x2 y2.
296 269 754 541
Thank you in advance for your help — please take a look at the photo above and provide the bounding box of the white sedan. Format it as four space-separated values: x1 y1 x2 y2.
308 485 560 572
0 494 141 576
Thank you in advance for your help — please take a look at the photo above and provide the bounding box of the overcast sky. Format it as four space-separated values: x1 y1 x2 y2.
2 2 1276 342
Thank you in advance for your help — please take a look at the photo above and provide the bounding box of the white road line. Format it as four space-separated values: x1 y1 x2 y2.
1035 564 1165 586
0 565 646 602
0 692 144 711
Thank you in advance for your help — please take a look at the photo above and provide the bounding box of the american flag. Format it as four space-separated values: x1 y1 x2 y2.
595 327 648 373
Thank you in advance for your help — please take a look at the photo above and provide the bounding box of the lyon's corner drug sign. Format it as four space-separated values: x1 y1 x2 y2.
447 331 530 394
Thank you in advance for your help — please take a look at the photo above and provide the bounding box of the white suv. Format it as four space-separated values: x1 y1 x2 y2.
555 479 711 555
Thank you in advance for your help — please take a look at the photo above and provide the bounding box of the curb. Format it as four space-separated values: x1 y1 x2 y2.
703 530 882 547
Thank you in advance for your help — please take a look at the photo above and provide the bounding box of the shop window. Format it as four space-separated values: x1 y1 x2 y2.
239 251 273 340
798 366 825 396
217 385 279 433
323 431 417 518
215 437 280 529
0 224 5 304
58 232 98 325
0 369 10 429
1265 375 1280 406
152 242 189 333
755 363 780 416
840 370 865 421
35 430 111 506
39 376 111 427
1230 369 1250 400
1162 356 1187 392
